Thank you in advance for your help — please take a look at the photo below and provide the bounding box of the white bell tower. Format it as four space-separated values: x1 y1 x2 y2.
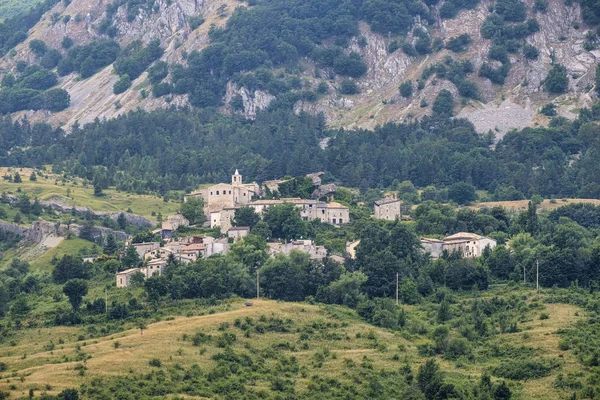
232 169 242 186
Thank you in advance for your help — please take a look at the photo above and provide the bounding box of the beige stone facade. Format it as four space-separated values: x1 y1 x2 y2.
374 198 402 221
421 232 497 259
184 170 260 213
268 240 327 261
249 198 350 225
228 226 250 242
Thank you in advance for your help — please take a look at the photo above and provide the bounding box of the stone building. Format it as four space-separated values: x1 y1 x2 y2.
421 232 497 259
374 198 402 221
184 170 260 213
248 198 350 225
442 232 497 258
209 207 236 231
268 240 327 261
227 226 250 242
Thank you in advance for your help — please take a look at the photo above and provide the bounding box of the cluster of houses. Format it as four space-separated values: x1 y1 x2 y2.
184 170 350 232
116 232 235 288
115 170 497 288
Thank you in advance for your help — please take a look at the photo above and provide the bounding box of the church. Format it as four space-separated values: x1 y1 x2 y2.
183 170 260 213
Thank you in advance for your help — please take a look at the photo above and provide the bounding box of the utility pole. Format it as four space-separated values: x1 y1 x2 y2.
395 272 399 305
536 259 539 292
256 269 260 300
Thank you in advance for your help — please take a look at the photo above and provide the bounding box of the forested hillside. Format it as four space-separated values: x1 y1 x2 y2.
0 0 599 131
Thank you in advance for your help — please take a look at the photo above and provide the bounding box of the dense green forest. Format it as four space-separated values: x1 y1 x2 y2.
1 100 599 200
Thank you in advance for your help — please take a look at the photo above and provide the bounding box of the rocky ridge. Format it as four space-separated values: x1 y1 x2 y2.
0 0 598 136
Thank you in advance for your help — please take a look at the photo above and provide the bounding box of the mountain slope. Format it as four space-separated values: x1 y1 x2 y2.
0 0 598 135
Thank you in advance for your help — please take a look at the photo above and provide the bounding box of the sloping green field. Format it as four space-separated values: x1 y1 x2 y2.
0 0 41 21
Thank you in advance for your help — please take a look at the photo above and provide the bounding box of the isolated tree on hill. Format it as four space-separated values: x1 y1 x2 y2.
13 172 22 183
29 171 37 181
63 279 88 310
52 255 88 283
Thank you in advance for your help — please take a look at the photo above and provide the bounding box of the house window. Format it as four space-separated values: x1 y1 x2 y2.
120 278 123 285
339 219 343 224
210 192 213 195
216 191 219 195
322 210 325 214
333 218 337 224
243 193 246 196
229 190 231 194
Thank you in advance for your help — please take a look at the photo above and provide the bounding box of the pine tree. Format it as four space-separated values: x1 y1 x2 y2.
13 172 22 183
103 234 118 255
122 245 140 269
117 212 127 230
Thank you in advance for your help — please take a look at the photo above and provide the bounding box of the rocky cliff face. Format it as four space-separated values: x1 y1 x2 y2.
1 0 598 134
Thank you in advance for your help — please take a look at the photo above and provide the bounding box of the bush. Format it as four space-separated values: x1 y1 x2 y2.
540 103 556 116
446 34 472 52
339 79 359 95
399 81 413 98
62 36 74 49
188 15 205 30
29 39 47 56
523 44 539 59
148 358 162 367
545 64 569 94
113 74 132 95
432 89 454 117
493 359 556 380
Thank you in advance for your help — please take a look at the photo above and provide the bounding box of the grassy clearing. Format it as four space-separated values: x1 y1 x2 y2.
0 167 180 219
471 198 600 213
0 290 588 399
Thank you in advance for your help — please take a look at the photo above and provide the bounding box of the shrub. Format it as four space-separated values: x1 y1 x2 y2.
113 74 132 95
188 15 205 30
523 44 539 59
399 81 413 98
29 39 48 56
339 79 359 95
545 64 569 94
493 359 556 380
540 103 556 116
148 358 162 367
432 89 454 117
446 34 472 52
539 312 549 320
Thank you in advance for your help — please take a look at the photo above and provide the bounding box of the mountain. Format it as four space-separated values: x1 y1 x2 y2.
0 0 598 138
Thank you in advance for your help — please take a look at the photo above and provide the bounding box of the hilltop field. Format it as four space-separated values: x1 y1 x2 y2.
0 167 180 219
0 288 592 400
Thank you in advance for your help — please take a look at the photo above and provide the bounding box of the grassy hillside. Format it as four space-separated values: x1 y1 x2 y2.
0 167 180 219
0 0 41 21
0 290 589 399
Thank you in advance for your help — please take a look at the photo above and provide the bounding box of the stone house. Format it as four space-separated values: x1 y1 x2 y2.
132 242 161 258
116 268 142 288
442 232 497 258
227 226 250 242
374 198 402 221
421 233 497 259
249 198 350 225
210 207 236 231
268 240 327 261
420 237 444 259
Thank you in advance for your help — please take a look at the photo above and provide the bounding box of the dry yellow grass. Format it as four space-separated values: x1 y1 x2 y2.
471 198 600 213
0 295 587 399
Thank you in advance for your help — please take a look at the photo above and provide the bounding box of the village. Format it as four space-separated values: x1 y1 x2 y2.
116 170 496 287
